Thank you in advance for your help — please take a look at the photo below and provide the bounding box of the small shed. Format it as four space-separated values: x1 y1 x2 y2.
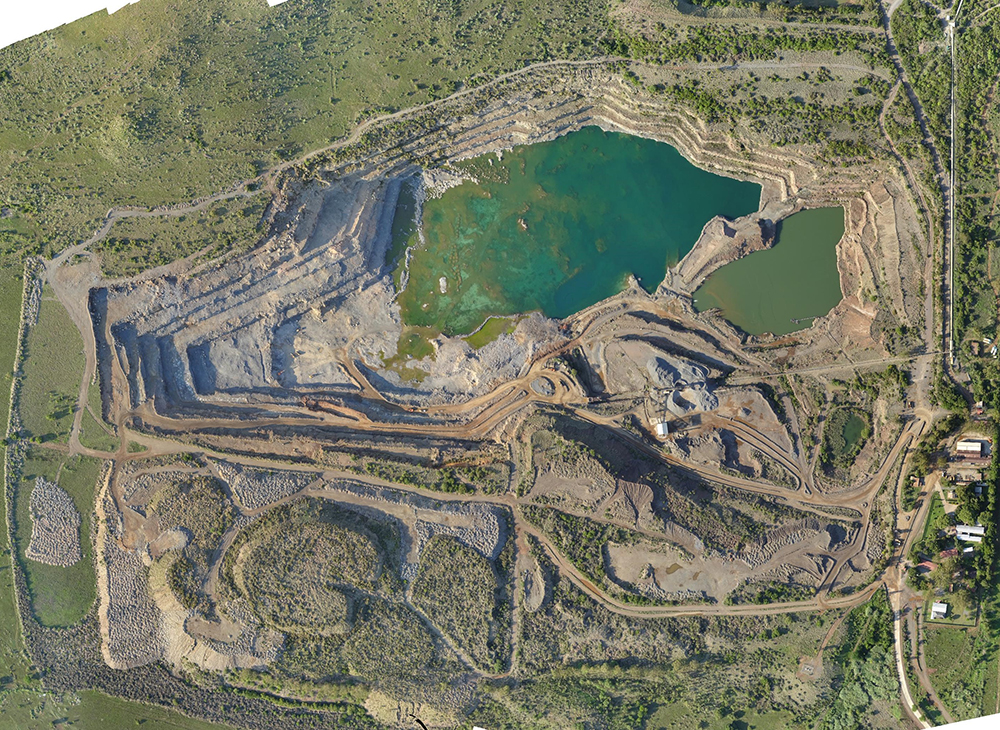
931 602 949 620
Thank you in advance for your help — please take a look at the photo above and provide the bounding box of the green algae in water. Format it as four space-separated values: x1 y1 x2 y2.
693 207 845 336
395 126 761 335
841 412 867 454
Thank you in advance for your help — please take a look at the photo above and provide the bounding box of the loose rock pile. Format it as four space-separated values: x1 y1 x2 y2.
102 522 164 668
26 477 82 566
213 461 315 510
208 598 284 664
122 470 196 505
406 505 506 582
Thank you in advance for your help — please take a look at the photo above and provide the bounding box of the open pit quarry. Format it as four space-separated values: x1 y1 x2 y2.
13 62 934 717
80 65 924 428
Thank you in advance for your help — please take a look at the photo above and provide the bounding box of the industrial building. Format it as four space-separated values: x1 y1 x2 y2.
956 524 986 543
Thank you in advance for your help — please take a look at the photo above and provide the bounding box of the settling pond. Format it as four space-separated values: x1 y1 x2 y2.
393 126 762 336
693 206 845 336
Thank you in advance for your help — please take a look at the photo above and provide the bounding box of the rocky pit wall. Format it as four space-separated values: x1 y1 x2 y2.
91 64 919 418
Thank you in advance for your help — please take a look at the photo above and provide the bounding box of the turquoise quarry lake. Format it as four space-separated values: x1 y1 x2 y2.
693 206 845 336
395 126 762 335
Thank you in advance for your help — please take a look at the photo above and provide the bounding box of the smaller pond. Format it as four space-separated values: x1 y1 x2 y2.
840 412 868 455
692 206 845 336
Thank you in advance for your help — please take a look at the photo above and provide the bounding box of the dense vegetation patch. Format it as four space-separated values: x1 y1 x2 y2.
891 0 950 144
238 518 381 635
820 407 871 470
94 198 269 278
954 14 1000 405
412 535 506 671
150 475 235 573
822 590 901 729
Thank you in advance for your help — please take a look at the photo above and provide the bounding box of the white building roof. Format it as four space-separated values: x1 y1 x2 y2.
956 440 983 454
957 524 986 536
931 602 949 619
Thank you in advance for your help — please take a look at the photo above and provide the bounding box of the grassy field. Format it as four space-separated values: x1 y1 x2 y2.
18 288 85 444
78 407 118 452
0 687 236 730
94 197 268 278
925 625 974 700
0 265 23 434
924 625 991 720
13 447 102 626
645 703 798 730
925 595 978 627
0 0 610 259
920 491 946 546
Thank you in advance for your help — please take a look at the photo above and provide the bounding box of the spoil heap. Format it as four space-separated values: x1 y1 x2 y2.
26 477 82 567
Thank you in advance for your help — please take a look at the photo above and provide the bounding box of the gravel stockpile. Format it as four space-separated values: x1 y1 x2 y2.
213 461 315 510
103 537 164 668
122 470 197 505
26 477 82 567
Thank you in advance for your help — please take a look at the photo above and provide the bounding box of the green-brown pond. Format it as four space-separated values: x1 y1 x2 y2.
693 206 845 336
393 126 762 335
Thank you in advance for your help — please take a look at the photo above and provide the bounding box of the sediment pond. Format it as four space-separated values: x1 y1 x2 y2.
394 126 761 335
693 206 845 336
840 411 868 454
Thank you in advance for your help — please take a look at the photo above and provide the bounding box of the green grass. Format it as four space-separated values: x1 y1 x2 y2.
983 654 999 718
19 289 85 444
14 447 102 627
925 626 972 686
924 596 978 627
921 492 946 546
0 265 23 435
0 688 236 730
464 316 519 349
645 704 799 730
924 626 985 720
94 197 268 278
78 407 118 452
0 0 610 258
0 470 27 684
